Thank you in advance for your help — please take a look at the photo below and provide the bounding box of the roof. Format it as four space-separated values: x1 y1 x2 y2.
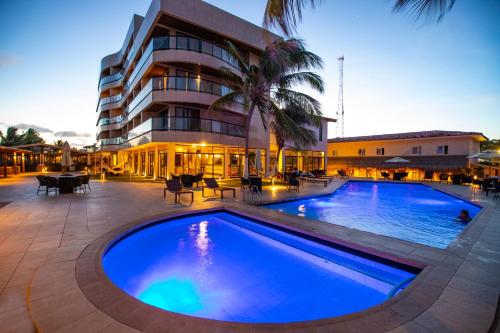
328 155 470 171
328 130 488 143
0 146 31 154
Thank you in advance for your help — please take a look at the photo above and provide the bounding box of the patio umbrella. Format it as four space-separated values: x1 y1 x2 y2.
61 141 73 173
242 155 248 179
385 157 410 163
468 151 500 161
255 149 263 175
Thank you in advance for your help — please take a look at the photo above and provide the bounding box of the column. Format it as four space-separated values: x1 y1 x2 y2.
323 152 328 175
145 149 149 177
223 147 229 179
154 146 159 179
167 143 176 179
265 148 270 177
13 153 17 174
21 153 25 173
279 149 286 173
3 154 7 178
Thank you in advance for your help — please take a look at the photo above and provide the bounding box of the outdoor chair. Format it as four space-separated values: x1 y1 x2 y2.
202 178 235 199
180 174 194 188
423 170 434 182
36 175 49 195
80 174 91 192
287 175 300 191
71 177 84 193
163 179 193 204
337 169 348 178
192 173 204 187
240 177 250 191
44 176 59 196
439 174 450 183
381 171 390 180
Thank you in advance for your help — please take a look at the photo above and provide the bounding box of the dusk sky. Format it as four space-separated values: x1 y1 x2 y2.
0 0 499 147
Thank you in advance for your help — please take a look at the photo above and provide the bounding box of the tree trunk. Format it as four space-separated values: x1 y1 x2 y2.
243 102 256 178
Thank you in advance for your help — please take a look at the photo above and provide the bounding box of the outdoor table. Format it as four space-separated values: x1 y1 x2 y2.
57 175 79 194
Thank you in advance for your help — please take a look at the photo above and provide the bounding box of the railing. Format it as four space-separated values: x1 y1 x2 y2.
125 35 240 89
97 93 123 110
98 137 125 146
97 115 123 127
125 76 237 118
99 71 123 88
151 76 233 96
127 117 245 141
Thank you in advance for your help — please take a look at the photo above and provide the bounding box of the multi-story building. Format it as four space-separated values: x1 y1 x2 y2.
327 130 491 179
96 0 331 179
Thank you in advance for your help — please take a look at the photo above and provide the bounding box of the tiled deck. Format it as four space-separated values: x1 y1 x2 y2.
0 174 498 332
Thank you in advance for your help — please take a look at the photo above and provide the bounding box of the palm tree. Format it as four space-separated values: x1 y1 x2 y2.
269 103 320 175
263 0 456 35
209 38 324 177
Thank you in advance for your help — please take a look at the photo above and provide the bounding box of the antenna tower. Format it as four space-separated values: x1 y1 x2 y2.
336 56 344 137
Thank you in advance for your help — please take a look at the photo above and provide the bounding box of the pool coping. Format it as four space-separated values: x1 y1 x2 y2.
75 206 438 333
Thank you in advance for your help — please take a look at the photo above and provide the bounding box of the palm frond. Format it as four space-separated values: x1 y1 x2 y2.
263 0 321 36
274 88 323 117
393 0 456 22
208 91 243 112
218 67 244 87
279 71 324 93
224 41 250 73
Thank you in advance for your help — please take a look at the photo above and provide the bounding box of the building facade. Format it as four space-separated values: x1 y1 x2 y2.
96 0 330 179
327 130 489 180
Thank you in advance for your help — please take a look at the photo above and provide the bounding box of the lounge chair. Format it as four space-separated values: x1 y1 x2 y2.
381 171 390 180
423 170 434 182
202 178 235 199
163 179 193 204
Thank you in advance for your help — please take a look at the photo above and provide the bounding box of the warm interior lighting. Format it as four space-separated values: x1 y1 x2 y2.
474 175 478 180
100 173 106 181
201 142 206 147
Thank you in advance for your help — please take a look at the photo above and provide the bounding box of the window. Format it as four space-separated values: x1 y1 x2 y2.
412 146 422 155
437 145 448 155
358 148 366 156
376 148 385 156
332 150 338 157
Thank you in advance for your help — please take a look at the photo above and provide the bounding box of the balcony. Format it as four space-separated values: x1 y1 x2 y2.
125 35 240 90
99 71 123 89
126 76 241 119
127 117 245 141
97 93 123 112
98 137 125 147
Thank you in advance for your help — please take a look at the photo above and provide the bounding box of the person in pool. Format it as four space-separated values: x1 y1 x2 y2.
457 209 472 223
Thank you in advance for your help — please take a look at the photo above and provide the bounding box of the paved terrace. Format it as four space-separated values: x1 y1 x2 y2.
0 174 498 332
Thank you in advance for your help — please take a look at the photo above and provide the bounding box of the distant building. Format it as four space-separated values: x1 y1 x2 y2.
327 130 493 179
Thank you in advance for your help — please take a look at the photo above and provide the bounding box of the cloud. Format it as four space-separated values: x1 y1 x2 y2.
0 54 20 68
14 123 53 133
53 131 92 138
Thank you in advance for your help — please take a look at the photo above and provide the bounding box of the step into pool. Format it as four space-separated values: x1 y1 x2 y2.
103 211 418 323
265 181 481 248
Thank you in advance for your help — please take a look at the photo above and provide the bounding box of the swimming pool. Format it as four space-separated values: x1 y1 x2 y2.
266 181 481 248
103 211 418 323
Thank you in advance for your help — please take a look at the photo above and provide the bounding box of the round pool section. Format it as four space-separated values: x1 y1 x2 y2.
102 212 418 324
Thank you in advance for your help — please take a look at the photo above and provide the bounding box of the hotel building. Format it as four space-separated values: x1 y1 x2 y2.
96 0 331 179
327 130 493 180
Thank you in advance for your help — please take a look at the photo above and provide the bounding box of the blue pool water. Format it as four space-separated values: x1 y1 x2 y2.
103 212 417 323
266 181 481 248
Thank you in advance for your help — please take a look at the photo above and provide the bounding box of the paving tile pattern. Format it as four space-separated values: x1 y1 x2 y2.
0 174 498 332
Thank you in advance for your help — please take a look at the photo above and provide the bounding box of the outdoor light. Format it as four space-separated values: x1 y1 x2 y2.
100 173 106 181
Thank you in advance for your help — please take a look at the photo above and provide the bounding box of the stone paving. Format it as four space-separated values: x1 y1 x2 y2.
0 173 498 332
